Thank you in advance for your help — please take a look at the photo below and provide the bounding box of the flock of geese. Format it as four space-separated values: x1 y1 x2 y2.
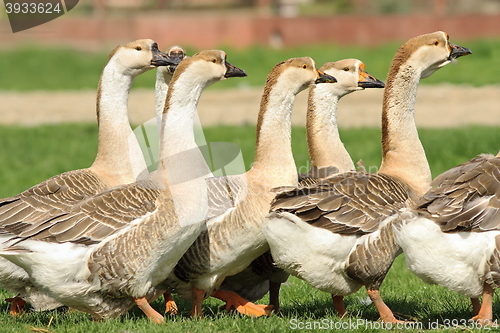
3 30 500 326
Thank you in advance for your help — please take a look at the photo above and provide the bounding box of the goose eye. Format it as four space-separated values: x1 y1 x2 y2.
212 58 217 63
135 46 142 51
434 40 439 46
302 64 307 69
343 67 349 71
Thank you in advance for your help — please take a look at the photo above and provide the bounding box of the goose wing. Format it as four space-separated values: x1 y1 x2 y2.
271 171 412 235
12 180 162 245
0 169 108 236
419 154 500 232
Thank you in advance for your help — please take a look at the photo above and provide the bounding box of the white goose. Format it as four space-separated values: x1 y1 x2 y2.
393 153 500 325
220 59 385 313
261 32 471 322
0 50 247 322
0 39 178 314
159 57 336 317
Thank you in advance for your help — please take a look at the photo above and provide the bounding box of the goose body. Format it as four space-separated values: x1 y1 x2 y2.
394 152 500 323
0 40 177 313
262 32 471 322
160 58 336 317
0 50 246 322
220 59 385 312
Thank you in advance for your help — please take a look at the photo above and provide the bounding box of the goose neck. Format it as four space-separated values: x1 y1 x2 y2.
379 64 431 197
251 81 298 187
157 71 212 223
306 85 354 173
91 64 148 186
155 69 171 120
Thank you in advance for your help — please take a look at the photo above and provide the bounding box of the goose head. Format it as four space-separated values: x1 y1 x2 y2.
394 31 471 79
319 59 385 98
108 39 180 77
270 57 337 95
156 45 186 83
170 50 247 89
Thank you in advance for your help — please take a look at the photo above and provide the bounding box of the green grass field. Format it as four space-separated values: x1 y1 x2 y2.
1 38 499 91
0 124 499 332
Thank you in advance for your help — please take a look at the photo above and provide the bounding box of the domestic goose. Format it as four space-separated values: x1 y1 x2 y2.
220 59 385 313
0 39 178 315
393 153 500 325
261 31 471 322
159 57 336 317
0 50 247 322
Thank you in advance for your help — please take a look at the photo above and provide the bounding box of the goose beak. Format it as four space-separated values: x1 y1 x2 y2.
358 70 385 88
315 70 337 84
448 42 472 60
224 62 247 78
151 49 181 67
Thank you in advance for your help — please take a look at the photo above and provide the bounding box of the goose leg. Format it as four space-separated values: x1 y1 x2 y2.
5 295 26 315
471 297 481 317
332 295 347 318
366 288 403 323
472 283 494 325
163 292 178 315
269 281 281 314
190 288 204 317
212 289 273 317
134 297 164 323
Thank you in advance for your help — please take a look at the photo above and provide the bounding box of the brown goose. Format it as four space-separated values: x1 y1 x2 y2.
219 59 385 313
159 57 336 317
0 39 178 315
394 151 500 325
261 31 471 322
0 50 246 322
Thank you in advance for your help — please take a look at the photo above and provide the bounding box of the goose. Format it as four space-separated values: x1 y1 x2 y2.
0 39 178 315
261 31 471 323
158 57 336 317
0 50 247 322
393 153 500 325
219 59 385 313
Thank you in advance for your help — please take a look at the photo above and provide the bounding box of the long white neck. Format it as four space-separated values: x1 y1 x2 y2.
155 68 207 147
155 69 172 127
378 63 431 197
90 61 148 186
250 77 299 189
306 84 355 173
157 69 212 225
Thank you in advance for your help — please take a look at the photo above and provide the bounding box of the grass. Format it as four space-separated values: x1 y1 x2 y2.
1 38 500 91
0 124 499 332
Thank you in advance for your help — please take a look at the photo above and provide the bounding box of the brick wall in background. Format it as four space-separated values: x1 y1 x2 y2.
1 12 500 50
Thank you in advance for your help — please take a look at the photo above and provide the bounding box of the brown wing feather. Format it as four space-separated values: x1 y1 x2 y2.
271 171 413 235
0 169 108 235
14 180 161 245
419 155 500 232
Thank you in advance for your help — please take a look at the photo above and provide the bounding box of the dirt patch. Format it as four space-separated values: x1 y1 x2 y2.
1 85 498 128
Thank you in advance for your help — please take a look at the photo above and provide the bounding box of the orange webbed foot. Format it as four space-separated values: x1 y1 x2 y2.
163 293 178 315
213 290 273 317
